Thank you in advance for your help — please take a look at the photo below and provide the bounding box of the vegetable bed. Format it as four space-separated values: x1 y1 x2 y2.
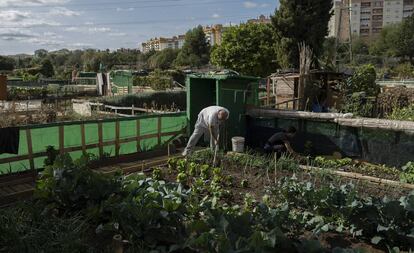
0 151 413 253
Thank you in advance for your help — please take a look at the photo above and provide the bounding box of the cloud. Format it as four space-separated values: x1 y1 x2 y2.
108 32 127 37
88 27 111 33
64 26 112 33
243 1 258 8
0 10 60 28
260 3 270 7
49 7 80 17
69 42 93 48
0 10 31 22
0 0 69 8
0 30 36 41
64 26 79 32
212 13 220 18
116 7 135 12
27 37 64 46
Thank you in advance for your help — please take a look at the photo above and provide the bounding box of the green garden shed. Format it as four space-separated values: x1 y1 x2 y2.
111 70 133 93
186 73 260 149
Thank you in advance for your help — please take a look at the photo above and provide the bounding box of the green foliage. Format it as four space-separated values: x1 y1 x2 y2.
394 15 414 63
0 55 15 71
320 37 336 70
133 70 173 90
352 37 370 56
346 64 379 96
369 25 400 57
314 156 353 169
342 92 375 117
211 23 277 77
147 48 180 70
392 63 414 80
2 151 413 252
99 90 186 110
388 104 414 121
400 162 414 184
40 59 54 77
174 25 210 67
271 0 333 68
7 86 48 100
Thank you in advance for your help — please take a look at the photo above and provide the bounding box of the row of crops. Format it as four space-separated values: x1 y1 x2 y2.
1 150 413 252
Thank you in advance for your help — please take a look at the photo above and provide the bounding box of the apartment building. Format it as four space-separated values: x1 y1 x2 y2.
329 0 414 40
141 35 185 53
247 15 272 24
203 24 225 46
350 0 414 37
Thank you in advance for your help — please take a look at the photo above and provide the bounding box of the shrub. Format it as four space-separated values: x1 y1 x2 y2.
100 90 186 110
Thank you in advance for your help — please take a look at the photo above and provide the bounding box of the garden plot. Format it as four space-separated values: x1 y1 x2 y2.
0 151 413 252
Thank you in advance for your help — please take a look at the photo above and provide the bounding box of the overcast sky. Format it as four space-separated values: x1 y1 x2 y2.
0 0 279 55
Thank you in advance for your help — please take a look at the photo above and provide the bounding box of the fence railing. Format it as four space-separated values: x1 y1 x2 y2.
0 112 188 174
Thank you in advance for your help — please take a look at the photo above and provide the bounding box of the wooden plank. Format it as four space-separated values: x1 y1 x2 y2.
136 119 141 152
59 125 64 155
80 124 86 154
115 121 120 156
157 117 162 146
300 165 414 190
98 123 103 157
25 129 35 170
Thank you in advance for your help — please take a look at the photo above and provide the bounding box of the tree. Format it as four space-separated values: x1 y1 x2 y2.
148 49 180 70
271 0 333 68
40 59 55 77
394 15 414 64
0 56 15 71
174 25 210 67
369 25 399 57
352 37 369 55
34 49 48 59
211 23 278 77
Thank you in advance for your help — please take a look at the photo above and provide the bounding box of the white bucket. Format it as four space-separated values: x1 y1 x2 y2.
232 137 245 153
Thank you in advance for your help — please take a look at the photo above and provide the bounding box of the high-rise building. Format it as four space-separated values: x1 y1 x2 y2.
141 35 185 53
329 0 414 40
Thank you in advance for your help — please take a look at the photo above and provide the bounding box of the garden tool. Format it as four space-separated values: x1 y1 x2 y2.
213 133 220 167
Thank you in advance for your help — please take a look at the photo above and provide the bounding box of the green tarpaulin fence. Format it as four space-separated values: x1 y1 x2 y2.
0 112 187 174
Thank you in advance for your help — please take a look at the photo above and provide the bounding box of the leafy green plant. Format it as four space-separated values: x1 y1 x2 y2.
388 104 414 121
400 162 414 184
152 167 163 180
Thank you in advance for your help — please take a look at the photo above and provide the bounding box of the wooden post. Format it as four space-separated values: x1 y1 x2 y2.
98 123 103 157
132 105 135 116
26 129 35 170
115 121 120 156
266 78 270 106
157 117 162 146
59 125 64 154
80 124 86 154
136 119 141 152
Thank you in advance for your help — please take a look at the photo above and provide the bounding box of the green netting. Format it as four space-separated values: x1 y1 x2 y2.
32 127 59 153
0 112 187 174
64 125 82 148
85 123 99 144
